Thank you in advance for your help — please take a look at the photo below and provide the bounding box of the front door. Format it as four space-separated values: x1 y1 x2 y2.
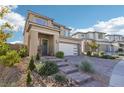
42 39 48 56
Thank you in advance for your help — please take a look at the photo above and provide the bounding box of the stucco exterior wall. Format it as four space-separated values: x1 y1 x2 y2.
29 30 39 56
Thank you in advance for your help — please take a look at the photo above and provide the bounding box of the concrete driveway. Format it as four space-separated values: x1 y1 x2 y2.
109 59 124 87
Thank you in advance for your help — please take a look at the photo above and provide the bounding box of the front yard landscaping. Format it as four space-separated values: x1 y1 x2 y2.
65 55 121 86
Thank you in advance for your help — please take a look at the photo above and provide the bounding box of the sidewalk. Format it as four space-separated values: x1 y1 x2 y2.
109 59 124 87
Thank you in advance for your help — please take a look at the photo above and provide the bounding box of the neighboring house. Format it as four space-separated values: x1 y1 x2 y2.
106 34 124 51
105 34 124 42
72 31 106 40
72 31 124 54
23 11 81 56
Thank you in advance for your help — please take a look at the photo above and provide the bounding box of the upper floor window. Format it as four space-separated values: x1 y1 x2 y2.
53 25 60 30
98 33 103 39
63 30 70 37
81 34 85 38
32 17 48 26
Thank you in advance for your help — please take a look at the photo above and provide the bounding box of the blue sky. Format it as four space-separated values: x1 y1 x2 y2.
3 5 124 43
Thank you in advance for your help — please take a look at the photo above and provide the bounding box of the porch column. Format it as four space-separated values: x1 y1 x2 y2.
29 30 39 56
53 35 59 55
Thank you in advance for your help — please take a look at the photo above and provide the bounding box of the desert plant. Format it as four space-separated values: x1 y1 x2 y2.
39 61 59 76
79 61 94 73
26 71 32 86
0 50 20 67
54 74 67 83
18 46 28 58
86 51 91 56
36 53 40 60
56 51 64 58
28 56 36 71
99 51 104 57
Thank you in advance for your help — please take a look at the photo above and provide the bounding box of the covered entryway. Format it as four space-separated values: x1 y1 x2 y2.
38 33 54 56
59 43 79 56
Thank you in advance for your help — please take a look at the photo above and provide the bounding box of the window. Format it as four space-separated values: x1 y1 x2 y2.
64 31 70 37
81 34 85 38
53 25 60 30
32 17 48 26
98 33 103 39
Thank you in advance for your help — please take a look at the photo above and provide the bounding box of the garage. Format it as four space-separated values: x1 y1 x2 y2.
59 43 79 56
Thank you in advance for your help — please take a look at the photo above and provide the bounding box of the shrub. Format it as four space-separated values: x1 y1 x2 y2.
100 55 116 59
0 50 20 67
26 71 32 86
0 44 9 56
99 51 104 57
39 61 59 76
119 53 124 56
28 56 36 71
36 53 40 60
79 61 94 73
18 46 28 58
54 74 67 83
86 51 91 56
118 48 123 52
56 51 64 58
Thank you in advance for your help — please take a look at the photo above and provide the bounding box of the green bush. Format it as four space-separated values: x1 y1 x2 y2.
118 48 123 52
99 51 104 57
56 51 64 58
54 74 67 83
36 53 40 60
86 51 91 56
119 53 124 56
28 56 36 71
0 50 20 67
79 61 94 73
19 46 28 58
0 44 9 56
38 61 59 76
100 55 116 59
26 71 32 86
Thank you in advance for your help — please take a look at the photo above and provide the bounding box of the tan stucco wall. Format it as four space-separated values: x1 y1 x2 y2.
24 31 29 46
28 25 60 56
59 37 81 44
29 30 39 56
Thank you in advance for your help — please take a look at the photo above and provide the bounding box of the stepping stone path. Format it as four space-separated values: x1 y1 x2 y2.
43 56 97 87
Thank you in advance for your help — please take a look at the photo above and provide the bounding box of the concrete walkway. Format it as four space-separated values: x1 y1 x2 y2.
109 59 124 87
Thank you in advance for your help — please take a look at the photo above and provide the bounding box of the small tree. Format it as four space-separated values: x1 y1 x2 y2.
28 56 36 71
87 40 99 53
26 71 32 86
0 6 20 66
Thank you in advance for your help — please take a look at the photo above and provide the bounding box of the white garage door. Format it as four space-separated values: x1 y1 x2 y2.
59 43 78 56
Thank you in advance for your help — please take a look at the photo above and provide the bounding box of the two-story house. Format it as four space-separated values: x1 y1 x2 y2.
106 34 124 42
106 34 124 51
24 11 81 56
72 31 119 53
